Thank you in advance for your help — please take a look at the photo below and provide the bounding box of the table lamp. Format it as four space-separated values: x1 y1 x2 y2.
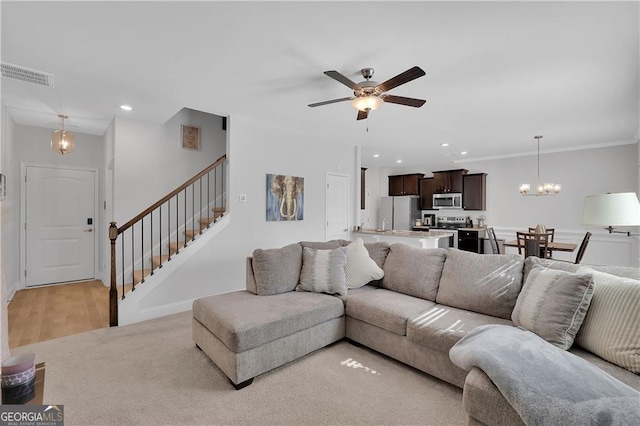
580 192 640 236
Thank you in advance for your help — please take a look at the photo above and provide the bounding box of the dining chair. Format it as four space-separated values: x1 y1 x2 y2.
529 227 555 258
516 231 552 258
487 227 500 254
556 232 592 264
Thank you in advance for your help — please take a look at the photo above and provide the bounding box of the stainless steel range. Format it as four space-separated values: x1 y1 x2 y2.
433 216 470 248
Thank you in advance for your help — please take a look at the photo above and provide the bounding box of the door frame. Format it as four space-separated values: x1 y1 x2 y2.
325 172 350 241
20 162 100 288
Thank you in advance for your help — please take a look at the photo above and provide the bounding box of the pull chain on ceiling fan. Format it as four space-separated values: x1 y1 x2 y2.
308 66 426 120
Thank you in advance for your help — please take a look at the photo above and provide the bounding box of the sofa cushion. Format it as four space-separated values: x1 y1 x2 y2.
512 266 594 350
252 243 302 296
344 238 384 289
346 288 435 336
407 304 513 353
381 245 446 301
363 242 391 269
436 249 524 319
297 247 348 296
575 267 640 373
524 257 640 283
192 290 344 353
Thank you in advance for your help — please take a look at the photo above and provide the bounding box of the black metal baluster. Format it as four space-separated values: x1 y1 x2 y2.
192 183 195 241
221 161 225 212
175 193 180 254
150 211 154 276
140 216 145 283
131 225 135 291
159 204 163 267
184 188 188 247
199 177 203 234
214 166 217 222
167 199 172 260
207 170 210 228
121 234 125 300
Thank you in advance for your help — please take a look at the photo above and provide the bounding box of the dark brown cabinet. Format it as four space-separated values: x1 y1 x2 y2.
463 173 487 211
388 173 424 196
419 178 435 210
458 229 485 253
432 169 467 193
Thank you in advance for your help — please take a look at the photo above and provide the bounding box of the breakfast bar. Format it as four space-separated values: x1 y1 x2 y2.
353 229 454 249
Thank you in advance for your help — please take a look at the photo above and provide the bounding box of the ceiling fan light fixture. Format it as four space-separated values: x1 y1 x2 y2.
352 95 382 112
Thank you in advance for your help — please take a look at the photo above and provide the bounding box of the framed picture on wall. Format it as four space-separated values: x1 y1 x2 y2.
181 125 200 150
266 174 304 221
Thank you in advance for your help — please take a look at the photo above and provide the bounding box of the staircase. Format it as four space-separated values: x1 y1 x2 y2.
109 155 227 326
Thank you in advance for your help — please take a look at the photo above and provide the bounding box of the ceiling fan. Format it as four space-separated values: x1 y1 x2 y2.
308 66 426 120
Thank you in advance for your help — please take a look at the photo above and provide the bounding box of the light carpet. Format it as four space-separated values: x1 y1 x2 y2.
12 311 466 425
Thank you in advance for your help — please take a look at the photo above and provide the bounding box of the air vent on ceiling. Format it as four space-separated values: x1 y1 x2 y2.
1 62 54 88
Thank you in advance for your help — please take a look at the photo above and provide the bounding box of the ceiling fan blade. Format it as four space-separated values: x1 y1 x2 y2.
356 110 369 120
377 66 426 93
324 70 361 90
382 95 426 108
308 97 353 107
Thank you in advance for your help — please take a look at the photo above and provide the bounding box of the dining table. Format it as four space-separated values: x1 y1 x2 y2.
503 239 577 253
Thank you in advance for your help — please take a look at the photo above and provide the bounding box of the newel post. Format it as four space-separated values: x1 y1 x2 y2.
109 221 119 327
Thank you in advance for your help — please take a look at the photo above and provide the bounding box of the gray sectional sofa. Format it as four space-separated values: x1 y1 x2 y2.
192 239 640 424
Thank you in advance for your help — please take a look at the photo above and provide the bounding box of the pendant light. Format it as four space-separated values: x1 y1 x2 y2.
51 114 74 155
519 135 560 196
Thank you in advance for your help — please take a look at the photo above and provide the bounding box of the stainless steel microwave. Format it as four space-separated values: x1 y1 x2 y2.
433 193 462 209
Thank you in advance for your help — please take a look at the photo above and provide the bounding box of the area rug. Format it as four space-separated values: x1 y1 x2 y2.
11 311 466 425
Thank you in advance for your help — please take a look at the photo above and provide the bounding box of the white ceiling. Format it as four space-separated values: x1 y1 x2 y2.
2 1 638 171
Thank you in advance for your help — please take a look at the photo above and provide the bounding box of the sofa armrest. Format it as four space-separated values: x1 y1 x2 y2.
246 257 257 294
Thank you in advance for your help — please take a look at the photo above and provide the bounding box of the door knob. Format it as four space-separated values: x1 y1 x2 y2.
343 228 348 232
84 229 93 233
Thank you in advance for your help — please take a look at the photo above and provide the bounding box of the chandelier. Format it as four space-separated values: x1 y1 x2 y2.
51 114 74 155
519 135 560 196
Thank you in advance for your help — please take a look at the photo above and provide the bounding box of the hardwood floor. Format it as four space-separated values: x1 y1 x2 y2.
8 280 109 348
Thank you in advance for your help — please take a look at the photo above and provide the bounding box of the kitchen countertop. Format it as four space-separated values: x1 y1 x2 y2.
458 227 487 232
354 229 454 239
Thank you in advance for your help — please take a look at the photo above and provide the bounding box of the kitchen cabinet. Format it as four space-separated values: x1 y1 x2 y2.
419 178 435 210
432 169 467 193
463 173 487 210
458 229 486 253
388 173 424 196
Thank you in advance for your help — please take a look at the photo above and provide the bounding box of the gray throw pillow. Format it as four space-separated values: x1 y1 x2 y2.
512 266 594 350
252 243 302 296
297 247 348 296
381 244 446 302
436 249 524 319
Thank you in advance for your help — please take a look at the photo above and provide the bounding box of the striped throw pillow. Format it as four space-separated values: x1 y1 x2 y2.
344 238 384 289
575 267 640 373
297 247 348 296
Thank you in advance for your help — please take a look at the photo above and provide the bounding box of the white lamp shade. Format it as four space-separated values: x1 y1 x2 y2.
581 192 640 226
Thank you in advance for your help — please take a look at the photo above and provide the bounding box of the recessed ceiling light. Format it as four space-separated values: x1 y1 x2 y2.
460 151 468 155
373 154 380 158
396 160 402 163
440 143 449 147
120 105 132 111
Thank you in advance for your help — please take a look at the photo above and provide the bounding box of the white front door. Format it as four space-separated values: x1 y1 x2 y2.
326 173 350 241
25 166 95 287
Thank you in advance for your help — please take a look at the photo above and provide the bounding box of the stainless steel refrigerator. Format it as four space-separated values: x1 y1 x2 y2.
378 196 421 231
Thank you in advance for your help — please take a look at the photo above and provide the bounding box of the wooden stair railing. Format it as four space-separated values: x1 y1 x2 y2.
109 155 226 326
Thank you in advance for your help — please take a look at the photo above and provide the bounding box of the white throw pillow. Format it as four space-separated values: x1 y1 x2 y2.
575 266 640 373
344 238 384 289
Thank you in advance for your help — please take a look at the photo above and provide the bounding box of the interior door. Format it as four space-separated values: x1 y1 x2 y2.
25 166 95 286
325 173 350 241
